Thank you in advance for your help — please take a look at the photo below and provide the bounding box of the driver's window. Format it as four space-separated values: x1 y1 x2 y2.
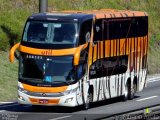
93 19 102 42
79 19 92 45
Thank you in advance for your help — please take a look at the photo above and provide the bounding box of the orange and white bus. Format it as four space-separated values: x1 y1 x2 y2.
9 9 149 109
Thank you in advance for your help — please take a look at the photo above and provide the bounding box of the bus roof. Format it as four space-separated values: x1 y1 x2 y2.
28 12 93 22
28 9 147 22
51 9 148 19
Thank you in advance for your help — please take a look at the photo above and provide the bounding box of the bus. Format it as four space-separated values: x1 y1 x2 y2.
9 9 149 109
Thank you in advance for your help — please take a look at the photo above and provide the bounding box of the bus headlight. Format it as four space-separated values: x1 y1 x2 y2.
18 87 28 94
62 87 78 96
65 97 73 103
18 95 25 101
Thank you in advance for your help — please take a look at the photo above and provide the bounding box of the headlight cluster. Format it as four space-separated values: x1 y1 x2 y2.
18 87 28 94
62 87 78 96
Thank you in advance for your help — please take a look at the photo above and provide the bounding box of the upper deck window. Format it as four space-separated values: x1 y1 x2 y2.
23 21 78 45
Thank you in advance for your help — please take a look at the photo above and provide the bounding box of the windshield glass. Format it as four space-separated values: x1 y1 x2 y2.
23 21 78 44
19 55 75 85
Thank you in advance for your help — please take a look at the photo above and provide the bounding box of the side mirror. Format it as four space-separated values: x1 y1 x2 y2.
74 43 88 65
9 43 20 63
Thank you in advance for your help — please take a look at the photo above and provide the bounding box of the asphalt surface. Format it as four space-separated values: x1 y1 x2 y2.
0 75 160 120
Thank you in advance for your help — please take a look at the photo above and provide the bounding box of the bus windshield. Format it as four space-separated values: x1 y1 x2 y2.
23 21 78 44
19 55 75 85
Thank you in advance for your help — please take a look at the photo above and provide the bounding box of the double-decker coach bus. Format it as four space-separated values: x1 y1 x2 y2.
9 9 149 109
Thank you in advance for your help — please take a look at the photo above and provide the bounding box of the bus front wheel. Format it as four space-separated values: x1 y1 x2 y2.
84 92 92 110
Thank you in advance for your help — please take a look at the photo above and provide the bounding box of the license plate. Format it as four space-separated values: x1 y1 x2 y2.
39 99 48 104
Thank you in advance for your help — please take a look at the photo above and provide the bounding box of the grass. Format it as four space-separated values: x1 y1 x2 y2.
0 0 160 101
0 51 18 101
148 46 160 74
0 0 39 50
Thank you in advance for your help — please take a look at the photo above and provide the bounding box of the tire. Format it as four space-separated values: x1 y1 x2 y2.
128 82 136 100
84 92 92 110
122 83 129 101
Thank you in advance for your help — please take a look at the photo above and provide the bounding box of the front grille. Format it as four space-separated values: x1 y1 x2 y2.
24 90 64 97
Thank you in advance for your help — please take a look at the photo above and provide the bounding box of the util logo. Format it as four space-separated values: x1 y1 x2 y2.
41 50 52 55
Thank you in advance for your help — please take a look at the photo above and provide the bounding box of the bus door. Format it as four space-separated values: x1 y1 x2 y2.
76 19 92 105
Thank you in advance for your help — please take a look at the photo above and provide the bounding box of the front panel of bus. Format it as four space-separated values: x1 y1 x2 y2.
16 19 86 107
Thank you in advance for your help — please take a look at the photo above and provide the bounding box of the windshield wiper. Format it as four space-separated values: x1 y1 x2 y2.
20 77 42 81
52 80 69 85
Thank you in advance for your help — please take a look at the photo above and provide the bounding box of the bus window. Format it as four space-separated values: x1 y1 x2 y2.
19 55 76 85
107 17 148 39
89 55 128 79
23 21 78 45
94 19 103 42
128 17 148 37
108 19 131 39
79 19 92 45
53 24 76 43
26 22 47 42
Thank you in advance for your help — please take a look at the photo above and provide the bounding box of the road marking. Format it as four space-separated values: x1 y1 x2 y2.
0 102 15 104
0 110 6 113
136 96 158 102
148 78 160 83
49 115 71 120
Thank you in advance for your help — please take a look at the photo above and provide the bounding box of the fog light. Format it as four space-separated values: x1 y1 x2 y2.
65 97 73 103
18 95 25 101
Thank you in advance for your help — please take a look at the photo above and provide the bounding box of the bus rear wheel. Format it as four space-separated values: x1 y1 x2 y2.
123 83 129 101
128 82 136 100
123 80 136 101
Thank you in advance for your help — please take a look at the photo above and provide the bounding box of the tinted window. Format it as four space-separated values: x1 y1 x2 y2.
89 56 128 79
79 19 92 45
23 21 78 44
94 19 103 41
19 54 75 83
93 17 148 41
106 17 148 40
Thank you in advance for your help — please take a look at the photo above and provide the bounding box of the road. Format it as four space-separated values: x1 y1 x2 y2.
0 75 160 120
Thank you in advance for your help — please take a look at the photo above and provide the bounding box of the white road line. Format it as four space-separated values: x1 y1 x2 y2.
148 78 160 83
49 115 71 120
0 102 15 104
0 103 19 108
136 96 158 102
0 110 6 113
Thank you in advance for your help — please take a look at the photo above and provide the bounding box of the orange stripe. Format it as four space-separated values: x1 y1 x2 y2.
105 40 110 57
19 45 77 56
22 83 68 93
93 44 97 62
100 41 103 58
111 40 114 57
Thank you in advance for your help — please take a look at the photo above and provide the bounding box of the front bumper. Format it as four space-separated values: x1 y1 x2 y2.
18 90 78 107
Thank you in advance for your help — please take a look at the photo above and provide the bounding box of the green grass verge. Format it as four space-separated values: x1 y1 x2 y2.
0 51 18 101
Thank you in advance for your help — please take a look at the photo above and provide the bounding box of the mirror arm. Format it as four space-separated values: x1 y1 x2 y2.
9 43 20 63
74 44 87 66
